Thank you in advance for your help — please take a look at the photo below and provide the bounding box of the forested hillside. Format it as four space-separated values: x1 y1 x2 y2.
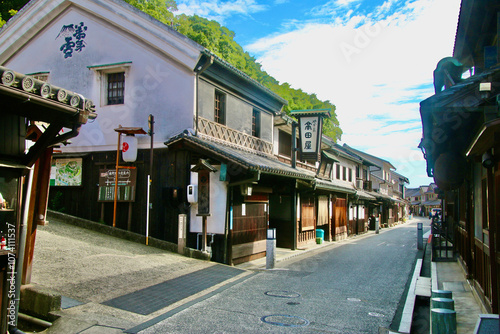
0 0 341 140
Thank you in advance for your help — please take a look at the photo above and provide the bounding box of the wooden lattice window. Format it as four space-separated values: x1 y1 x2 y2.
300 195 315 231
107 72 125 105
214 91 226 125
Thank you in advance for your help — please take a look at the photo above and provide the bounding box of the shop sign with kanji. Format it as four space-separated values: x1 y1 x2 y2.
98 168 137 202
291 109 331 162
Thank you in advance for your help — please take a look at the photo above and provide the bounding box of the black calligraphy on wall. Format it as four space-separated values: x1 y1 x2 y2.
56 22 88 59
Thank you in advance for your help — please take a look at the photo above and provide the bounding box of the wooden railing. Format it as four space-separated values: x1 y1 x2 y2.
197 117 273 155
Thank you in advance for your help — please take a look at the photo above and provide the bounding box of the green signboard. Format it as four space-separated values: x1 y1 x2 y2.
50 158 82 186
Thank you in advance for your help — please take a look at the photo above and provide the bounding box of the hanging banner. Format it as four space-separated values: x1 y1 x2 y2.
291 109 331 162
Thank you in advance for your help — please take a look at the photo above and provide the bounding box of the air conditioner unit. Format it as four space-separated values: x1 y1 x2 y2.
187 185 198 203
356 180 364 189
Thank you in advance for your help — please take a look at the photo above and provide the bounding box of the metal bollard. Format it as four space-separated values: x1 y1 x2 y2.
266 228 276 269
432 290 453 299
417 222 423 250
431 308 457 334
432 297 455 310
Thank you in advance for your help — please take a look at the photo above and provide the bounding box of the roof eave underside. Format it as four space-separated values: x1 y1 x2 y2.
165 134 314 181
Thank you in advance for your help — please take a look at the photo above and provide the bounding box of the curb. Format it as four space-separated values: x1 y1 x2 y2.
47 210 211 261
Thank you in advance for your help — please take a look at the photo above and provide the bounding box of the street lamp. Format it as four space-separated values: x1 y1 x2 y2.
113 126 146 228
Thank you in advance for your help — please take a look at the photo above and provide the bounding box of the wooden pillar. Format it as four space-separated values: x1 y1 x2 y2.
487 164 498 313
23 147 53 284
292 182 298 250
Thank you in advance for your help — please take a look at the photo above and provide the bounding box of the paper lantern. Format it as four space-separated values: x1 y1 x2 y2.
122 135 138 162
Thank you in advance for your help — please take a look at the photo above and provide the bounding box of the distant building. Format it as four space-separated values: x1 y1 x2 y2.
405 183 441 217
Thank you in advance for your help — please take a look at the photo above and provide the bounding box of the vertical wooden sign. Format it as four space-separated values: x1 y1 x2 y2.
290 109 331 162
198 169 210 215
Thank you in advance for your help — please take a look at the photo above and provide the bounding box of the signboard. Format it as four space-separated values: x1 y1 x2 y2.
299 116 321 160
50 158 82 186
291 109 331 162
98 168 137 202
197 170 210 215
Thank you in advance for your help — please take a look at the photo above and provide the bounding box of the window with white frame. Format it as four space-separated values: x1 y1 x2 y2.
87 62 131 107
107 72 125 105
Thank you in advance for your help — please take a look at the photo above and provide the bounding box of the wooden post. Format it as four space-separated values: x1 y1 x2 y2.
292 180 298 250
487 165 498 313
23 146 52 284
191 160 216 254
201 215 208 252
113 132 121 228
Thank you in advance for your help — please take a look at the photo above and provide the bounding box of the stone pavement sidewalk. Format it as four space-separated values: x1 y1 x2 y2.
21 213 384 333
20 214 429 334
432 261 488 334
23 216 250 333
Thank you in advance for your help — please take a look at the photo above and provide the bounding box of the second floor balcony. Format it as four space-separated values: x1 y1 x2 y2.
197 116 273 155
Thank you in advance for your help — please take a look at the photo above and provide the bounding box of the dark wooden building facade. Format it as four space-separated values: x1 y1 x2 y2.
419 0 500 314
0 66 95 333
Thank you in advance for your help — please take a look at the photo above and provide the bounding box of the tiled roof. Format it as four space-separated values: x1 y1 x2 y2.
356 189 376 200
314 178 356 194
202 50 288 105
165 133 369 197
165 133 315 180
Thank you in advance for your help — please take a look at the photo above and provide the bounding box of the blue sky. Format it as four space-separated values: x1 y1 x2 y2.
176 0 462 188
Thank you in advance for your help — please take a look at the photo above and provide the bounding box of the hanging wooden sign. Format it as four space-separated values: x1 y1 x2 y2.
291 109 331 162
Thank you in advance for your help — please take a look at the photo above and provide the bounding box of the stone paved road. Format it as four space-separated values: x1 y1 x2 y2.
136 218 431 333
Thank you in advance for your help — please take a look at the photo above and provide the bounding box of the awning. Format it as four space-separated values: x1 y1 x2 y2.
355 189 376 201
466 117 500 157
422 199 441 206
419 64 500 188
1 66 97 167
165 133 316 181
313 178 356 194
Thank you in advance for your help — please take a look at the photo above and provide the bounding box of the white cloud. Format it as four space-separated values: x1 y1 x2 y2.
176 0 266 23
245 0 461 187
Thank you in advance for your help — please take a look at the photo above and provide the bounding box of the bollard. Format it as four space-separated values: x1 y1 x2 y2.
266 228 276 269
432 290 453 299
178 214 187 254
417 222 423 250
432 297 454 310
431 308 456 334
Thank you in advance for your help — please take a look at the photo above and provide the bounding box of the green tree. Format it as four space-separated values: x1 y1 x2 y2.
0 0 25 27
172 14 341 140
3 0 342 141
124 0 177 25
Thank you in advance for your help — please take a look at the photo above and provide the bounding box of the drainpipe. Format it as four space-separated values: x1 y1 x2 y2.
291 122 297 169
292 180 298 250
194 55 214 137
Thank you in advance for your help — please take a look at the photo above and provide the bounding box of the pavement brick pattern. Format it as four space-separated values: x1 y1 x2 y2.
102 265 245 315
